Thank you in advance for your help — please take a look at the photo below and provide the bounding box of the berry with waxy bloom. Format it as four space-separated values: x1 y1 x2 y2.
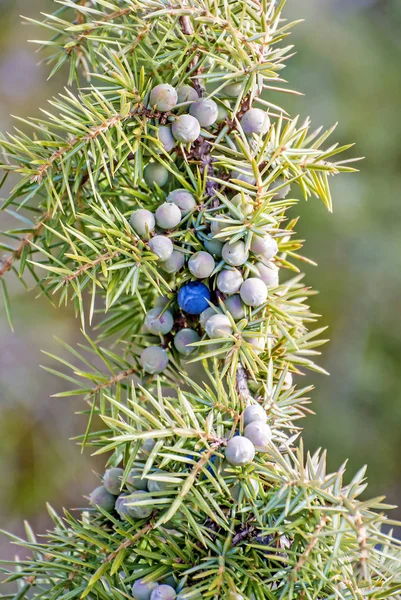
89 485 116 512
127 468 148 491
246 336 266 355
149 83 177 112
204 237 224 257
225 436 255 466
216 104 228 122
243 404 267 426
200 306 218 329
224 294 245 320
210 218 231 240
154 126 175 153
177 281 211 315
172 114 200 143
284 371 293 389
231 192 253 216
155 202 181 230
174 328 200 356
270 176 291 199
160 250 185 274
177 84 199 103
144 162 169 188
240 278 268 307
189 98 218 127
103 467 124 495
140 346 169 374
250 232 278 259
132 579 159 600
222 240 249 267
149 235 174 261
147 470 177 493
154 296 170 309
141 438 156 454
205 314 233 339
188 251 215 279
222 81 242 97
244 421 272 449
216 268 243 295
118 490 153 519
144 307 174 335
255 261 279 287
130 209 155 237
151 585 176 600
231 167 256 185
167 189 196 215
241 108 271 135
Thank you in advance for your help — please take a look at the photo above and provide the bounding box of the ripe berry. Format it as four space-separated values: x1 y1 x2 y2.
231 192 253 216
127 468 148 491
188 251 215 279
172 114 200 143
200 306 219 329
160 250 185 273
255 261 279 287
224 295 245 320
250 233 278 259
241 108 271 135
147 470 177 493
244 421 272 449
189 98 218 127
205 314 233 339
149 235 174 261
155 202 182 230
210 218 231 240
130 209 155 237
174 328 200 356
222 240 249 267
204 237 224 257
177 84 199 103
144 163 169 188
167 188 196 215
89 485 116 512
240 278 268 307
150 83 178 112
132 579 160 600
118 490 153 519
177 281 211 315
231 168 256 185
216 268 244 295
140 346 169 374
144 307 174 335
225 436 255 466
154 126 175 153
243 404 267 426
151 585 176 600
103 467 123 495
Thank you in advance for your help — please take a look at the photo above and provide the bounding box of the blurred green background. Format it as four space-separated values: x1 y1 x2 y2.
1 0 401 571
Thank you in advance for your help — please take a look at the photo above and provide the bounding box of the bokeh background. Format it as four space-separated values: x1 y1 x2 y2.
1 0 401 575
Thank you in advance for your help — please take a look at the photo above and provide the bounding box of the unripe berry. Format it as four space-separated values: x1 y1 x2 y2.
160 250 185 274
154 126 175 153
132 579 159 600
224 295 245 320
141 438 156 454
140 346 169 374
250 233 278 259
103 467 123 495
231 168 256 185
127 468 148 491
119 490 153 519
150 83 178 112
151 585 176 600
231 193 253 216
89 485 116 512
130 209 155 237
147 470 177 493
210 219 231 240
162 576 176 589
216 268 243 295
188 251 215 279
174 328 200 356
177 281 211 314
205 314 233 339
172 114 200 143
216 104 228 122
246 336 266 355
167 188 196 215
200 306 218 329
155 202 182 230
240 278 268 307
222 240 249 267
225 436 255 466
244 421 272 449
149 235 174 261
189 98 218 127
115 493 128 514
177 84 199 104
145 307 174 335
241 108 271 135
270 176 290 199
204 237 224 257
222 81 242 97
243 404 267 426
144 163 169 188
154 296 170 309
255 261 279 287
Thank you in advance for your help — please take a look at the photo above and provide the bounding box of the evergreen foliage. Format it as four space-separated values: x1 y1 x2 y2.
1 1 400 598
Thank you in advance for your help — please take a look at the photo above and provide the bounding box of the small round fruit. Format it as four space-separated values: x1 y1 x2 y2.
250 233 278 259
241 108 270 135
141 438 156 454
222 81 242 97
189 98 218 127
147 470 176 493
172 114 200 143
144 163 169 188
140 346 169 374
167 189 196 215
244 421 272 449
224 295 245 320
231 168 256 185
103 467 123 495
163 576 176 589
89 485 116 512
204 237 224 257
177 84 199 103
240 278 268 307
247 336 266 354
121 490 153 519
160 250 185 273
270 176 290 199
255 261 279 287
155 202 181 230
130 209 155 237
154 296 170 309
149 235 174 261
205 314 233 339
231 192 253 216
132 579 159 600
188 251 215 279
243 404 267 426
200 306 218 328
127 468 148 491
154 125 175 153
222 240 249 267
210 218 231 240
216 104 228 122
216 268 243 295
225 436 255 466
174 328 200 356
177 281 211 315
115 493 128 514
151 584 176 600
284 371 293 389
145 307 174 335
150 83 177 112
